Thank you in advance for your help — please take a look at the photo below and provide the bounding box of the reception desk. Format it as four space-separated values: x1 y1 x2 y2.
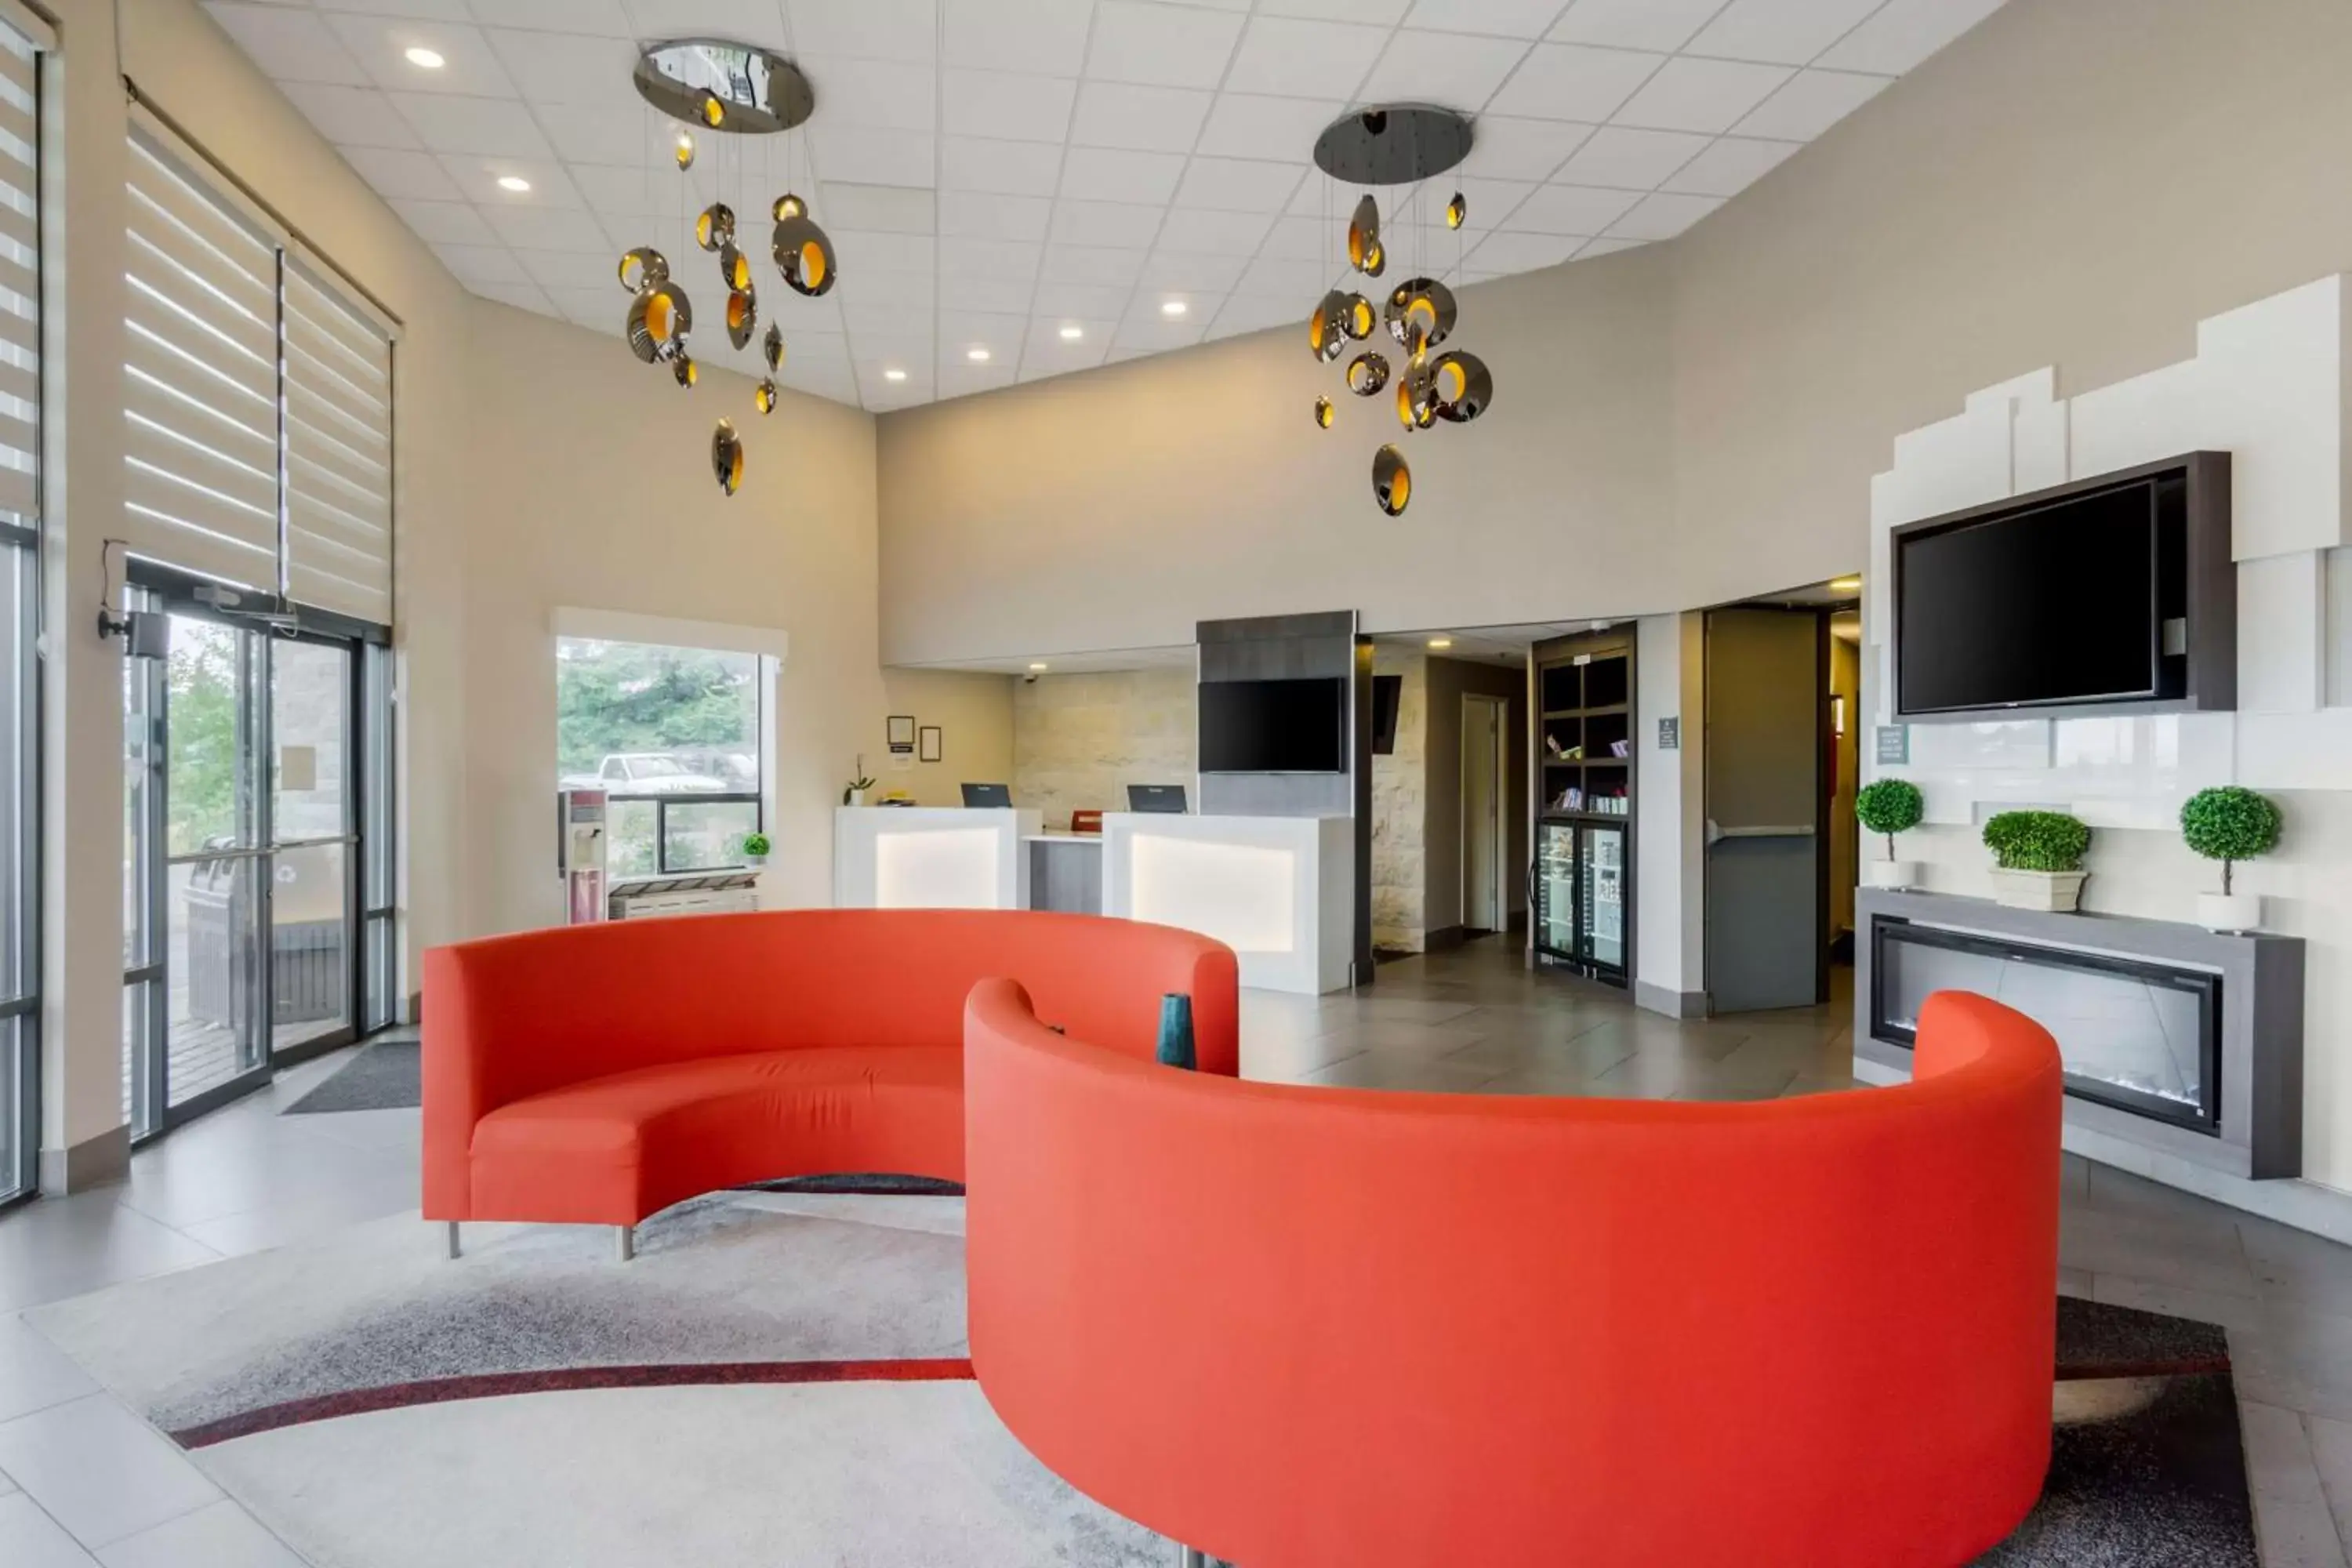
833 807 1040 909
1103 812 1353 995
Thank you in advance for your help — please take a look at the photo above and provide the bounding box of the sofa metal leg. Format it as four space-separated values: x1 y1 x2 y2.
1174 1546 1205 1568
614 1224 634 1263
441 1221 460 1261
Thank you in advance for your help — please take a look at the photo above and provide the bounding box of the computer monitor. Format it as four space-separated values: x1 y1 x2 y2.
960 782 1013 808
1127 784 1188 814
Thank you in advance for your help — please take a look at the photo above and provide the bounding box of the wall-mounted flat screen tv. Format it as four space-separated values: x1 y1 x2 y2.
1200 677 1347 773
1895 466 2194 717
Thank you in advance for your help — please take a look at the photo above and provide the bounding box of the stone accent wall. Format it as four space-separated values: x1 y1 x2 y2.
1371 648 1428 953
1012 666 1197 829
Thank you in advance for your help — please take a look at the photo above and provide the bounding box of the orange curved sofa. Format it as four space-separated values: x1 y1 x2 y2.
966 985 2063 1568
422 909 1237 1232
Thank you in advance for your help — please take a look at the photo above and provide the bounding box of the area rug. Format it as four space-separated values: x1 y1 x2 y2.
282 1036 420 1114
26 1198 2257 1566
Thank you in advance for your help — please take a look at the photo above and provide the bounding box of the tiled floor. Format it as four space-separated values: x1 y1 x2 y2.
1 946 2349 1565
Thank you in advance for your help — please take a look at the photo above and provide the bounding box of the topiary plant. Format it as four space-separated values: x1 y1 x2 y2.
2179 786 2280 895
740 830 771 858
1855 779 1926 859
1982 810 2091 873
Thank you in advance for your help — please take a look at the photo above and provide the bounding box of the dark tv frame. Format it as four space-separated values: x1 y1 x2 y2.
1889 451 2234 724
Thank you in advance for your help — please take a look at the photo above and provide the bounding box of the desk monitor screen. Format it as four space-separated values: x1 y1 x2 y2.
1127 784 1188 814
961 782 1013 808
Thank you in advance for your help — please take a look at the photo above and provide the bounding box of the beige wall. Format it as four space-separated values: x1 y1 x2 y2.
1828 635 1861 940
877 669 1015 808
1011 666 1195 830
1368 647 1428 952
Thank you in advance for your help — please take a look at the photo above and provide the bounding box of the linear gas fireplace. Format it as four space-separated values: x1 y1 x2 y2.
1853 890 2303 1181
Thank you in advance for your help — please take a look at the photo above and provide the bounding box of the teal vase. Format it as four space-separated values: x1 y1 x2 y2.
1156 993 1196 1071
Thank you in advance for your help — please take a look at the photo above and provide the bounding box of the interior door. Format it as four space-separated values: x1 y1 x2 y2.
1704 607 1826 1013
1462 693 1504 931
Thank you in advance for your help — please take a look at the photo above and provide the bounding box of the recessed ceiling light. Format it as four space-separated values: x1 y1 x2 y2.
1428 637 1453 649
404 45 446 70
495 175 531 193
966 347 991 362
1058 324 1083 340
1028 662 1048 672
1160 299 1188 317
883 368 907 382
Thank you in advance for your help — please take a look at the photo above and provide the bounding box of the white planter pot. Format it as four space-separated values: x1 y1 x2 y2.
2196 892 2263 933
848 789 869 808
1990 869 2087 913
1867 859 1921 891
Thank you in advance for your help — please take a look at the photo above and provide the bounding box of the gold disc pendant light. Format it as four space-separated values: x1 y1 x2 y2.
1315 395 1335 429
772 213 837 297
1385 278 1457 357
712 419 744 495
695 204 735 252
626 279 691 364
755 379 779 415
1345 352 1390 397
726 288 758 351
1430 350 1492 423
1348 194 1383 277
1373 445 1411 515
763 321 786 376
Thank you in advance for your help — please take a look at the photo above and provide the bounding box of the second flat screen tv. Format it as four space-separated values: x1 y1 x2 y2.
1199 677 1347 773
1896 467 2187 716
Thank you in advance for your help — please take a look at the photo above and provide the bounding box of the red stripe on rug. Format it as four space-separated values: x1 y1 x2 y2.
170 1358 977 1450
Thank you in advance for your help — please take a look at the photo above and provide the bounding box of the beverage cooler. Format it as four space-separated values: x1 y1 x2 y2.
1536 820 1628 982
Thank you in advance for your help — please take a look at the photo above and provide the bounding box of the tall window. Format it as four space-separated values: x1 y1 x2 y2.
0 8 41 1204
556 638 763 877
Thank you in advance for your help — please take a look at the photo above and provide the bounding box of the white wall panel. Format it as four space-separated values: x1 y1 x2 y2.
2067 358 2206 480
2196 275 2346 560
2238 551 2326 713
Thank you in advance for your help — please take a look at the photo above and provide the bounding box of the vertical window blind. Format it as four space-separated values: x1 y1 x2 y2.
123 122 395 625
0 23 36 526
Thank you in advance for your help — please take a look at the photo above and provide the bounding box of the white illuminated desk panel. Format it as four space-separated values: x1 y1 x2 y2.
1102 812 1354 995
833 807 1040 909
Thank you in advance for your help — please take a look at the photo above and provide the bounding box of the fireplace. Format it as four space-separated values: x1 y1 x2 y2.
1871 917 2219 1134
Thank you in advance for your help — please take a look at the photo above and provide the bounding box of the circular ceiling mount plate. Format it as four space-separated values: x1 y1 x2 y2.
1312 104 1474 187
633 38 815 133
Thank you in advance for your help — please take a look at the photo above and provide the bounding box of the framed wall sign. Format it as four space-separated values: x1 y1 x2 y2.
918 725 942 763
887 715 916 753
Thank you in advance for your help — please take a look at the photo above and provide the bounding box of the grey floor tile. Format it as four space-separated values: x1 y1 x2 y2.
1240 1035 1363 1083
2089 1272 2270 1334
0 1192 221 1314
1441 1028 1635 1077
0 1494 101 1568
2241 1401 2351 1568
112 1123 413 1232
2244 1215 2352 1312
1309 1020 1494 1056
2056 1266 2093 1299
1299 1053 1497 1094
95 1499 308 1568
2058 1204 2259 1300
2313 1415 2352 1554
2081 1162 2248 1243
0 1396 220 1550
174 1174 419 1259
0 1316 99 1425
2230 1304 2352 1424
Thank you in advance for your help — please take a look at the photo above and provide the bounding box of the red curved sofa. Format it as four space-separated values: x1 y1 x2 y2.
421 909 1237 1241
966 985 2063 1568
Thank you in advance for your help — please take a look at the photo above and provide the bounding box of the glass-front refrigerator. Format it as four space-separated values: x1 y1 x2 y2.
1537 822 1577 958
1581 822 1627 974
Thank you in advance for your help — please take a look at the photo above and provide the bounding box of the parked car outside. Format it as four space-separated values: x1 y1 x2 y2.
559 753 728 795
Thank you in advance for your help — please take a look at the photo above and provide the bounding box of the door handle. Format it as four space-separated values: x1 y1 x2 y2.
1705 820 1817 846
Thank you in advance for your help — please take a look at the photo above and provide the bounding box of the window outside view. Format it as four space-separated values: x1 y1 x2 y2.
557 638 762 877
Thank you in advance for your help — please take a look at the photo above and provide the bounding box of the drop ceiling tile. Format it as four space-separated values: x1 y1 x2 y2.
279 83 419 149
940 309 1029 350
1575 235 1651 259
836 229 938 270
1040 244 1147 286
622 0 789 40
1103 346 1155 364
1400 0 1573 38
485 30 641 108
481 202 612 250
808 125 937 187
804 57 939 132
545 285 619 332
939 136 1067 197
534 103 657 166
1209 292 1302 336
1050 199 1166 249
938 190 1054 241
1224 16 1389 100
851 270 938 309
466 0 635 34
1112 310 1210 352
430 241 530 285
1021 318 1112 365
1685 0 1886 66
764 289 846 331
325 16 518 98
1461 229 1583 270
1658 134 1800 195
1233 254 1332 299
786 0 940 64
204 5 370 86
938 271 1038 312
1610 56 1793 133
514 248 622 292
1085 2 1246 89
1457 115 1594 180
1031 281 1134 318
1140 249 1248 293
1485 42 1664 122
1059 147 1187 205
1153 206 1275 256
1817 0 2008 74
1445 176 1538 229
340 145 469 202
937 363 1021 400
390 198 498 245
942 0 1094 76
1552 125 1710 188
1730 67 1890 138
1192 93 1342 162
1501 182 1641 234
1174 157 1303 214
1069 83 1215 154
469 279 555 314
1256 0 1413 22
939 235 1043 278
1547 0 1727 52
1258 213 1338 261
570 163 687 218
1603 190 1723 238
314 0 474 20
389 93 554 158
1358 31 1533 109
943 69 1078 143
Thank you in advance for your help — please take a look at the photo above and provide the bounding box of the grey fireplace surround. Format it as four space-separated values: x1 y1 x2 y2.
1853 889 2303 1181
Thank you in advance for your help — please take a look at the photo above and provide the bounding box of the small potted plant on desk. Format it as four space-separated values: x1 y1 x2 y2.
739 830 770 868
843 771 876 808
1983 810 2091 912
1856 778 1926 889
2180 786 2281 932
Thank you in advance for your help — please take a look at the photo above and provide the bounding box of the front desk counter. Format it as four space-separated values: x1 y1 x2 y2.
833 807 1040 909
